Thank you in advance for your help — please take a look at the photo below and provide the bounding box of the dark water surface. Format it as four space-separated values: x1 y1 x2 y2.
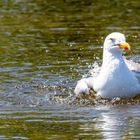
0 0 140 139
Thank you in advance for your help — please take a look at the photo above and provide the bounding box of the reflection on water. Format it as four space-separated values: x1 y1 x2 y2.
95 105 140 140
0 105 140 139
0 0 140 139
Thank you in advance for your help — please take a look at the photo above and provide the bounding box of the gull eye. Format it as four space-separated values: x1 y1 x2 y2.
109 38 116 45
110 38 115 42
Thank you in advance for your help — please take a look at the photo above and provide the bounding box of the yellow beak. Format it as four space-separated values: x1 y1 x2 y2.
119 42 131 51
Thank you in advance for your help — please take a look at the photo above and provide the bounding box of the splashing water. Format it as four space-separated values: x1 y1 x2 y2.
41 61 140 106
2 55 139 107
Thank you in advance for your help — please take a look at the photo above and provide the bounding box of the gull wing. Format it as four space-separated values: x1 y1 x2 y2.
124 57 140 80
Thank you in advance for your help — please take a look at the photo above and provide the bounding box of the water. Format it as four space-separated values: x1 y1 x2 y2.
0 0 140 139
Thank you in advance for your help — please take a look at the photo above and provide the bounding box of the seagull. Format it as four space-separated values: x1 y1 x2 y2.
74 32 140 98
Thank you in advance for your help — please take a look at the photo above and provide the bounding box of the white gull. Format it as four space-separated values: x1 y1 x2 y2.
74 32 140 98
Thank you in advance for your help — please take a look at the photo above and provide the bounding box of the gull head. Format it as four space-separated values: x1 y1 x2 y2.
104 32 130 53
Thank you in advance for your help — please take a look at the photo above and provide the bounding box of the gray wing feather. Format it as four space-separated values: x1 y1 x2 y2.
124 57 140 80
